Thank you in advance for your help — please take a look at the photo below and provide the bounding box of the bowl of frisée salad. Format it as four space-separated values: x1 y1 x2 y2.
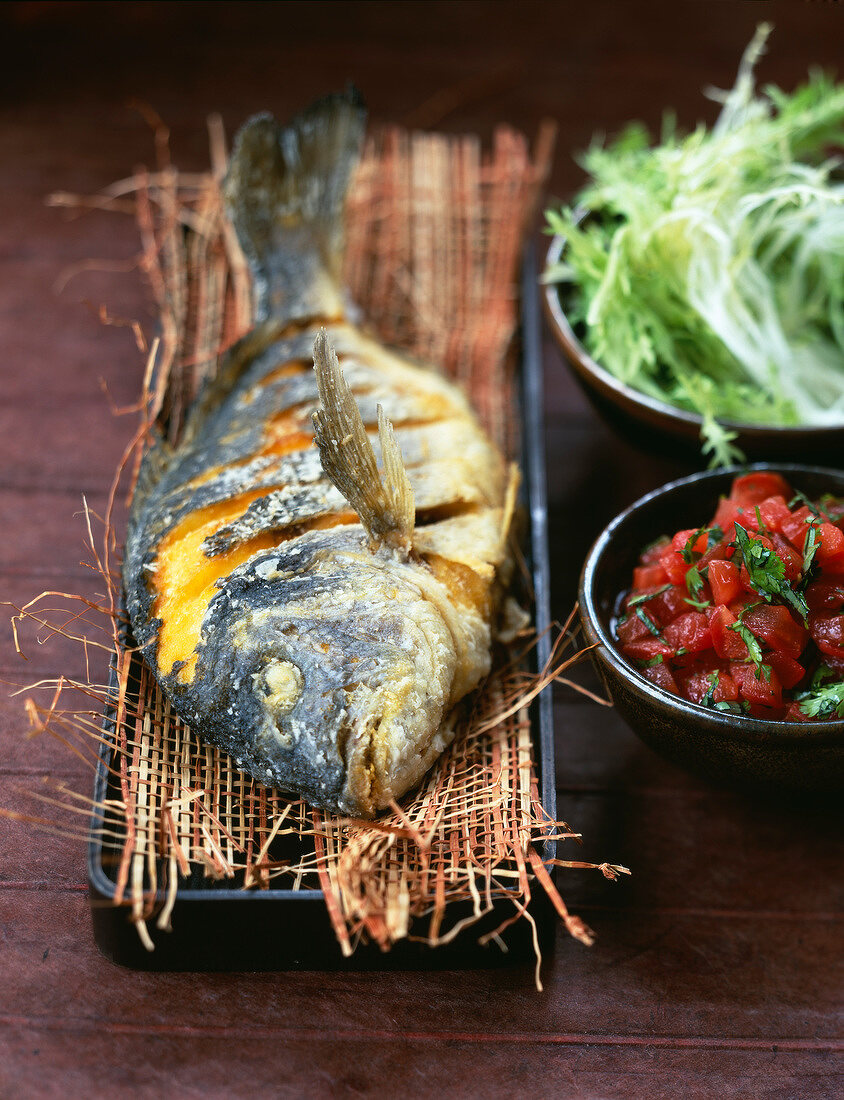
579 465 844 794
543 24 844 467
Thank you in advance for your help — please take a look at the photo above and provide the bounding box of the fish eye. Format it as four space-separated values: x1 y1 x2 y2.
253 658 304 714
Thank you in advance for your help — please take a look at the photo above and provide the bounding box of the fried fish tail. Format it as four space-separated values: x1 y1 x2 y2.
223 89 366 325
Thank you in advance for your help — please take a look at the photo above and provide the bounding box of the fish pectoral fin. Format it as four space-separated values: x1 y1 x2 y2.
376 404 415 549
312 329 415 556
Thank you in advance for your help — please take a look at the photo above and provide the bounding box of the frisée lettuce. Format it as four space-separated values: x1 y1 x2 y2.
544 24 844 466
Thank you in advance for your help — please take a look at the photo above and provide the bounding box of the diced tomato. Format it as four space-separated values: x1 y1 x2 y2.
659 546 689 585
623 637 675 662
818 496 844 525
709 605 749 660
815 523 844 570
642 661 679 696
708 559 742 605
784 702 814 723
617 613 649 647
730 472 793 507
806 579 844 611
670 649 707 669
822 652 844 678
671 528 708 556
692 578 714 608
676 666 739 705
664 611 713 655
624 584 688 628
727 594 755 618
675 668 713 705
742 604 808 660
746 703 787 721
698 538 731 568
639 537 671 565
730 662 783 708
633 563 669 589
617 475 844 724
714 672 740 702
757 495 792 534
771 533 803 583
808 612 844 660
780 505 814 550
651 585 690 626
712 496 745 539
765 652 805 690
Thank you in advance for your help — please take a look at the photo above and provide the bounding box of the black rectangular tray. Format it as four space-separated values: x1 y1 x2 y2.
87 243 557 970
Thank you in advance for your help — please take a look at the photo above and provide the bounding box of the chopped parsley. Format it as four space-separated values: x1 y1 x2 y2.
681 525 721 606
788 490 826 521
638 654 665 668
627 586 671 607
700 672 720 708
636 607 663 637
713 700 752 715
732 523 809 624
802 522 820 585
795 666 844 720
684 593 711 611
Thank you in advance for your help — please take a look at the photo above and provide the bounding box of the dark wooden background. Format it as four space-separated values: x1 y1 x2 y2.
1 2 842 1096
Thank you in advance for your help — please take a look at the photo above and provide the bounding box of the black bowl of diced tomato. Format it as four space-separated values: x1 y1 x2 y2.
579 465 844 794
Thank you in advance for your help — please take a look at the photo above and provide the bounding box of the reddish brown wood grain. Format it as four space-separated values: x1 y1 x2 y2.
1 2 842 1096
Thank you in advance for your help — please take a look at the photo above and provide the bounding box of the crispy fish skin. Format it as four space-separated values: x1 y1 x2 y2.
123 92 514 817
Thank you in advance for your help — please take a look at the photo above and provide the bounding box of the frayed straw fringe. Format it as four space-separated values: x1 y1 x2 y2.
4 113 627 982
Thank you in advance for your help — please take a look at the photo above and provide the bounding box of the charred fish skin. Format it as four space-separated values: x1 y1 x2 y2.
123 92 513 817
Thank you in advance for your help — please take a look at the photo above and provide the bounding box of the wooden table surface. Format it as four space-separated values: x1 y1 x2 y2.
1 2 842 1097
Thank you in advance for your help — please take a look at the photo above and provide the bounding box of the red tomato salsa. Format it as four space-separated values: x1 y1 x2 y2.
615 473 844 722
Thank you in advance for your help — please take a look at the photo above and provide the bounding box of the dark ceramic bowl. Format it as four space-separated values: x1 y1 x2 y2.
543 235 844 464
578 464 844 794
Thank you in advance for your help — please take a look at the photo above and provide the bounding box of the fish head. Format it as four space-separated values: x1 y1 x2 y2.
185 530 463 817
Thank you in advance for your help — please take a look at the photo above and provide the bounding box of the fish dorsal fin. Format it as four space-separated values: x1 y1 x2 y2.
312 329 415 557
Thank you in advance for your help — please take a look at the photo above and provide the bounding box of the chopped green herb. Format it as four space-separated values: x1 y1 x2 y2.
635 607 663 637
701 672 720 708
638 654 665 668
788 490 825 521
685 564 705 600
681 529 705 565
641 535 671 556
818 494 844 523
732 523 809 623
713 700 751 714
628 585 671 608
795 665 844 719
728 615 764 671
802 522 820 585
684 594 711 611
681 525 723 564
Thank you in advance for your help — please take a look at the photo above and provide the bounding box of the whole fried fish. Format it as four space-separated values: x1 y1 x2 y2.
123 92 515 817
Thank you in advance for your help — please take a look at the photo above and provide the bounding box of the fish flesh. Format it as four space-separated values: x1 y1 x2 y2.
123 92 516 817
